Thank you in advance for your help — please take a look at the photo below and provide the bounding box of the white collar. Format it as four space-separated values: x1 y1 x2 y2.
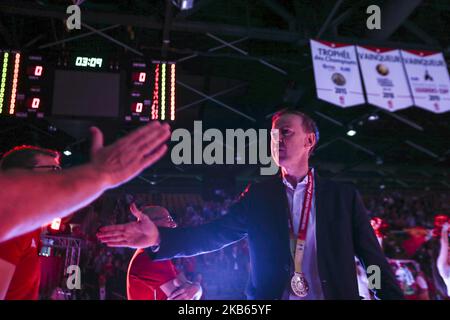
282 168 314 191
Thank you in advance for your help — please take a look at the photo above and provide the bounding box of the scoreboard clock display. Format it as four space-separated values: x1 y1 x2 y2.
74 56 103 68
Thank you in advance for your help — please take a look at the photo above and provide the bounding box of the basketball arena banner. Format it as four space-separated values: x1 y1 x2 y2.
401 50 450 113
310 39 365 108
357 46 413 111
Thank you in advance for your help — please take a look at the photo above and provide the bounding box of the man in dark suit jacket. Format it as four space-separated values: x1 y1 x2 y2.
98 109 403 300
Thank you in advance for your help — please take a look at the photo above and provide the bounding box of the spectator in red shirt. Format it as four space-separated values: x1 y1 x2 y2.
126 204 202 300
0 145 60 300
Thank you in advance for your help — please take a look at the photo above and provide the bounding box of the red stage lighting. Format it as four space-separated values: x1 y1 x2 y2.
31 97 40 109
138 72 146 83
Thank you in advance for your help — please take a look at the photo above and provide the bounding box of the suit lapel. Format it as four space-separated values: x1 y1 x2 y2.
269 176 291 259
314 172 331 293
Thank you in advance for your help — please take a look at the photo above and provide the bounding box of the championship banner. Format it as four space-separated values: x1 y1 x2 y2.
401 50 450 113
357 46 413 111
310 40 365 107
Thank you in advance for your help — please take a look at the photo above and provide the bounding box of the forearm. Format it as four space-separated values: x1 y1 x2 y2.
153 190 250 260
155 222 246 260
0 164 109 242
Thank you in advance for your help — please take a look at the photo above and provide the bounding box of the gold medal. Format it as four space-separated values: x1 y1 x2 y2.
291 272 309 297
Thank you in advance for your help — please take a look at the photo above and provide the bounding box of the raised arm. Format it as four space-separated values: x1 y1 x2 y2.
153 197 250 260
0 122 170 242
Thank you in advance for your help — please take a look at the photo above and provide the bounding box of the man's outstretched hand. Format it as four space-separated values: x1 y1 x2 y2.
90 121 170 189
97 203 160 249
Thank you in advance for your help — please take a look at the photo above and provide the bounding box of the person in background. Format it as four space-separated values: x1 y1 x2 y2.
371 217 388 248
437 222 450 298
417 214 450 299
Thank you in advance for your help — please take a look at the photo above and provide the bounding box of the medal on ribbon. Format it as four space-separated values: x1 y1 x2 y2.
291 272 309 297
288 169 314 298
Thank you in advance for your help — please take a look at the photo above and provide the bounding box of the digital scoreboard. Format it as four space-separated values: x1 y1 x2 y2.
0 50 47 118
127 60 176 123
0 50 177 122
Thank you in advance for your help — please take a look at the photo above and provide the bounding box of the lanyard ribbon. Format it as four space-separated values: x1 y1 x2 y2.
288 169 314 274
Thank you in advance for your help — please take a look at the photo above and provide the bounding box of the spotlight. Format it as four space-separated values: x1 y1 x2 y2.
63 150 72 156
346 129 357 137
172 0 194 10
376 157 383 165
368 114 379 121
379 184 385 190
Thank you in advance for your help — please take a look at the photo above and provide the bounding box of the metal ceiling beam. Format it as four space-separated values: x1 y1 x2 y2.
313 111 344 127
329 7 354 36
177 37 249 63
161 0 173 58
0 1 304 44
380 110 424 131
340 138 376 156
176 80 256 122
177 83 247 112
0 18 13 46
81 23 143 56
365 0 423 40
404 140 440 158
38 24 120 49
261 0 297 31
316 0 344 39
206 33 287 75
1 0 443 51
403 20 439 46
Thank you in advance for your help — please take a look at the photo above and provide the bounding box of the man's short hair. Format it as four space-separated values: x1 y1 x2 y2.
271 108 320 154
0 145 60 171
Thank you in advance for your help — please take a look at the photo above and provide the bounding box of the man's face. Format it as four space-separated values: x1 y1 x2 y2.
271 114 314 169
32 154 61 172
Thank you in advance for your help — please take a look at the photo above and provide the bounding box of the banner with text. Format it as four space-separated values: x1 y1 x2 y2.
310 40 365 108
401 50 450 113
357 46 413 111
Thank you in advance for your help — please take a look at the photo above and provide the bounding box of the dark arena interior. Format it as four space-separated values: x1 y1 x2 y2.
0 0 449 304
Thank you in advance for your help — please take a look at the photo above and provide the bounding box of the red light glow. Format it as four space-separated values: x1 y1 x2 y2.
138 72 146 83
31 97 40 109
34 65 43 76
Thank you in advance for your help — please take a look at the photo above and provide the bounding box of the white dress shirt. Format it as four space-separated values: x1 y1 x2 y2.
282 168 324 300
